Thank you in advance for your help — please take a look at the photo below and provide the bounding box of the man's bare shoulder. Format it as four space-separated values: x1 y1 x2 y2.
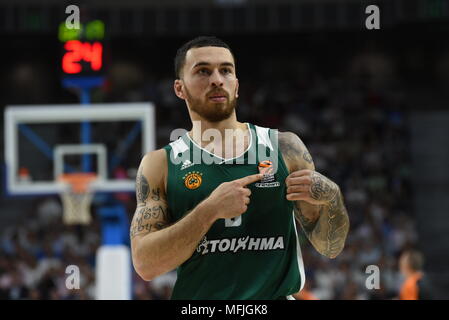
141 149 167 168
139 149 168 193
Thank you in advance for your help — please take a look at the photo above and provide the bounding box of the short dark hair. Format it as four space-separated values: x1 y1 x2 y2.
174 36 234 79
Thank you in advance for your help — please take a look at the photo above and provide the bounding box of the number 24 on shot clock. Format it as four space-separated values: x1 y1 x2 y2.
59 20 107 76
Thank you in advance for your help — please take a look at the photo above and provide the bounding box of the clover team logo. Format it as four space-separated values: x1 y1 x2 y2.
183 171 203 190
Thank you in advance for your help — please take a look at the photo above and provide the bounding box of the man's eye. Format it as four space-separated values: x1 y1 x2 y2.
198 69 210 75
221 68 231 74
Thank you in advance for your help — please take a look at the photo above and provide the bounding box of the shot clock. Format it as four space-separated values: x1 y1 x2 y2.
59 19 107 79
62 40 103 74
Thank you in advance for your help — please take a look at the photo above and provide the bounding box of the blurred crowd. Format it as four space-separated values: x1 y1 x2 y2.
0 198 99 299
0 45 419 300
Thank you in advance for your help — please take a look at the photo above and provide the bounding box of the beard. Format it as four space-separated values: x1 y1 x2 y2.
185 86 237 123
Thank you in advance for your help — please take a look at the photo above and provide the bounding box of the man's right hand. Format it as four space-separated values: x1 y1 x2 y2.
203 173 263 220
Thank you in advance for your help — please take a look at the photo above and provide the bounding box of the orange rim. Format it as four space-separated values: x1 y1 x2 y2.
58 173 97 193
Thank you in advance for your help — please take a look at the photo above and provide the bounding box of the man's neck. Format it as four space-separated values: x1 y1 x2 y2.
190 109 241 131
188 114 250 158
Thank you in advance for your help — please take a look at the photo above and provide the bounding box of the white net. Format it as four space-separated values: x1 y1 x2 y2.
58 173 96 225
60 190 93 225
61 190 93 224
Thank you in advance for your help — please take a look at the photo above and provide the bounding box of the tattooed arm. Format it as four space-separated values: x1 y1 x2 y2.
279 132 349 259
130 149 219 281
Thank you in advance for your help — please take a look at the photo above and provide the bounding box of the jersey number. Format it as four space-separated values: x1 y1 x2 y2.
225 216 242 227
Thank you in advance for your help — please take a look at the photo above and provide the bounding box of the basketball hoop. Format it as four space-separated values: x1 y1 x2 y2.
58 173 97 225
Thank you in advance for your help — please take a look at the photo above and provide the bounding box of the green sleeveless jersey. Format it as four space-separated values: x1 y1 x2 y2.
163 123 305 300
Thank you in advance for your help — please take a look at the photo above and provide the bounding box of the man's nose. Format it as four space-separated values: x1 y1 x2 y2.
209 69 224 87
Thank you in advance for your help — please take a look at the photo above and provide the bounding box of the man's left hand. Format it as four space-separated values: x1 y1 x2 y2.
285 169 339 206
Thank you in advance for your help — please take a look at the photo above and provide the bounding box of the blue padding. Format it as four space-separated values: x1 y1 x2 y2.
80 87 92 172
98 204 130 246
62 76 105 89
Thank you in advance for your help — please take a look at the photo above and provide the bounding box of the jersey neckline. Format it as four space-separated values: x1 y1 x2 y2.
184 122 254 164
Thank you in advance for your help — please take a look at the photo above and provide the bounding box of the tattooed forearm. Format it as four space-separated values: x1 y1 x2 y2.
294 161 348 258
304 188 349 259
321 192 349 258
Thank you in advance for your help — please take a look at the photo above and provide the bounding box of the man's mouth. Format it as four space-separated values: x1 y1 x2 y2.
209 95 227 102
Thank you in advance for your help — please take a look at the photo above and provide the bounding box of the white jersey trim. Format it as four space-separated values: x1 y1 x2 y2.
186 122 253 163
254 125 274 151
169 137 189 159
292 211 306 292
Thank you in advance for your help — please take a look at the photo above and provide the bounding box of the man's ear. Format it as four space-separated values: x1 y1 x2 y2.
235 78 239 98
174 79 185 100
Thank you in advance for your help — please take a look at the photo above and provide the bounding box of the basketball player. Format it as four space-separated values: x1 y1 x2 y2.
130 36 349 299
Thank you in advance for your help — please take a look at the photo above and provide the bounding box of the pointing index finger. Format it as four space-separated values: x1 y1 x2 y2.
236 173 263 186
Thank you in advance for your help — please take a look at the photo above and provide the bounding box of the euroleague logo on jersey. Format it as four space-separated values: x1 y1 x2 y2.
256 160 280 188
258 160 274 175
183 171 203 190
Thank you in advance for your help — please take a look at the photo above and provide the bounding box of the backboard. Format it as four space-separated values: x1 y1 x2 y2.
4 102 155 195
